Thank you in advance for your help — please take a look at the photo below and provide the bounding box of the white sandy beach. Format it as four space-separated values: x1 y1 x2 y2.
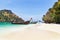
0 23 60 40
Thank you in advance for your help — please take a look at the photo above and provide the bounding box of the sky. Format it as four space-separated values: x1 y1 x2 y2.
0 0 58 21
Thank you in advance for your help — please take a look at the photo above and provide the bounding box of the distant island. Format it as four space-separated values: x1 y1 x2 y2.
42 0 60 24
0 9 25 24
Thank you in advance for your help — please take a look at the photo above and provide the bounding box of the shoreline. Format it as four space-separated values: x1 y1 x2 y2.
0 23 60 40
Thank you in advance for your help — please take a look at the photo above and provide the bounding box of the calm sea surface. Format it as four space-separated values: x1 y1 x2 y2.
0 22 34 35
0 22 27 28
0 22 28 34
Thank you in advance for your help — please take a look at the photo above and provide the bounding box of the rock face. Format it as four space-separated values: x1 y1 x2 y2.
42 0 60 23
0 9 24 23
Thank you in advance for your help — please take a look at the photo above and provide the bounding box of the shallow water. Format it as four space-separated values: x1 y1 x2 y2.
0 23 31 36
0 22 35 35
0 22 27 28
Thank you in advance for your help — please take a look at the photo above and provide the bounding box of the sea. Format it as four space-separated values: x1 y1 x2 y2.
0 22 24 27
0 22 32 36
0 22 36 36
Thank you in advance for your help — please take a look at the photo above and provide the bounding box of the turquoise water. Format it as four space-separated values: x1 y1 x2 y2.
0 22 32 35
0 22 27 28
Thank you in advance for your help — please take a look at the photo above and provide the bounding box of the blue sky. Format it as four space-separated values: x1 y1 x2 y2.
0 0 57 21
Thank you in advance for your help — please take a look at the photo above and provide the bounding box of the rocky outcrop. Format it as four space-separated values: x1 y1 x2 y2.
0 9 24 23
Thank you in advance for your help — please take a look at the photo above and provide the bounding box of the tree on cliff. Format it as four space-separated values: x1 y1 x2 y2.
42 0 60 23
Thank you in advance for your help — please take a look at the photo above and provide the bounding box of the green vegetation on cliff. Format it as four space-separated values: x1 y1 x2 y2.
0 9 24 23
42 0 60 23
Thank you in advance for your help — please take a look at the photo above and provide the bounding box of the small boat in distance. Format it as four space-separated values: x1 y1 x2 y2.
30 22 37 24
11 18 32 24
11 18 37 24
11 21 30 24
